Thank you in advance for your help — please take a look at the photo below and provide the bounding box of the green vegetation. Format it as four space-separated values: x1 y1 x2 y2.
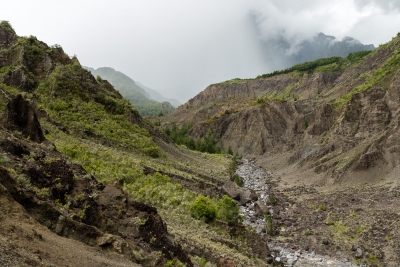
257 51 373 79
228 153 241 179
87 67 175 117
0 26 276 266
332 44 400 108
190 196 217 223
36 62 161 157
269 194 276 205
264 213 274 235
227 146 233 155
190 195 242 225
304 118 309 130
217 195 242 225
234 175 243 187
307 204 315 209
216 78 253 86
164 123 196 150
0 20 16 35
163 124 221 154
0 154 10 166
133 100 175 117
23 36 45 68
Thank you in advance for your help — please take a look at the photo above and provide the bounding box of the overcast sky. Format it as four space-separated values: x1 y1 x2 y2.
1 0 400 103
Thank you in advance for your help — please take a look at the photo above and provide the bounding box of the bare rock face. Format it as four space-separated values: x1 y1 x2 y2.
3 67 38 92
95 181 193 267
4 94 44 143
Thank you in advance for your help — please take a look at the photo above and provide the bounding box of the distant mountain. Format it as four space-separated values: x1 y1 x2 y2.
261 33 375 70
85 67 175 116
136 81 181 108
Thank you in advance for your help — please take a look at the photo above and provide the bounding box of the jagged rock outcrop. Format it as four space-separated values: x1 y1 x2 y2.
3 94 45 142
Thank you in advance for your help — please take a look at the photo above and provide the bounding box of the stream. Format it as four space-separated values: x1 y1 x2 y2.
235 159 366 267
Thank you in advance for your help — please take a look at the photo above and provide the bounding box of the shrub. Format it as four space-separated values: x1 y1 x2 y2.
269 193 276 205
264 213 274 235
217 195 242 225
190 196 217 223
0 154 10 166
234 175 243 187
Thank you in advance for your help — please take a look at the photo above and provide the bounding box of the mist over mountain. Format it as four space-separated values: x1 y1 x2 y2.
258 32 375 71
86 67 176 116
135 81 181 108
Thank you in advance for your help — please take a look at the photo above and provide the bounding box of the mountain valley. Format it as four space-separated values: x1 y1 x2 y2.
1 18 400 267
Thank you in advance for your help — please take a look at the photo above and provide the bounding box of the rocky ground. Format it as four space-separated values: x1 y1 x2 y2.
233 158 399 267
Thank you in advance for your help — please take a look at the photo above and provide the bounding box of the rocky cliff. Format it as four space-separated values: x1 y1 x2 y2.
165 34 400 184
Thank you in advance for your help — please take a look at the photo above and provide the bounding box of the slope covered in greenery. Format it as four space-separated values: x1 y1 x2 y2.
86 67 175 117
0 21 272 267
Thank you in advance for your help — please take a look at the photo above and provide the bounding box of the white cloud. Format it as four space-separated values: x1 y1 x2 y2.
1 0 399 102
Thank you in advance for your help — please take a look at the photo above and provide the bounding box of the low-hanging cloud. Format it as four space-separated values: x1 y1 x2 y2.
355 0 400 12
1 0 400 103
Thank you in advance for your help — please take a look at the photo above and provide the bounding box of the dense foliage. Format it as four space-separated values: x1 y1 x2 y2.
0 20 15 34
33 58 161 157
163 124 221 154
257 50 373 79
217 195 242 225
190 196 217 223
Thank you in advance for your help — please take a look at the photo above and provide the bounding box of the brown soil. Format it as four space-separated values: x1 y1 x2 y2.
0 183 141 267
258 159 400 266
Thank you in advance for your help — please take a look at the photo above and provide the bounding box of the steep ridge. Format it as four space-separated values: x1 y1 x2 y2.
0 21 275 267
165 34 400 184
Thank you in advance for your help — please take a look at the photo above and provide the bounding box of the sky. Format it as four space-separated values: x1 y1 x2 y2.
1 0 400 103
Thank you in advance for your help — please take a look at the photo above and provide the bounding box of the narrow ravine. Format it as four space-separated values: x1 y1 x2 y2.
235 159 363 267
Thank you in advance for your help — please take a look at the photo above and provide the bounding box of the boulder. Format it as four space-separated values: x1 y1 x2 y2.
221 181 240 200
355 247 363 258
4 94 44 143
218 258 235 267
254 201 268 216
238 188 252 206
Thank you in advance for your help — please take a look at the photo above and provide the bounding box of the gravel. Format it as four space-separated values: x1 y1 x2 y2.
235 159 364 267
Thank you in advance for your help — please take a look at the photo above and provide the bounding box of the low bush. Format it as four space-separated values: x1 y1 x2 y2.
190 196 217 223
217 195 242 225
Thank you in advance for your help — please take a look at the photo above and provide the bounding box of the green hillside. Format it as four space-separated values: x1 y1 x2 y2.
86 67 175 117
0 21 272 267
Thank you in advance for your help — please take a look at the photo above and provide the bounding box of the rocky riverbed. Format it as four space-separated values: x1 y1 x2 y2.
234 159 365 267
